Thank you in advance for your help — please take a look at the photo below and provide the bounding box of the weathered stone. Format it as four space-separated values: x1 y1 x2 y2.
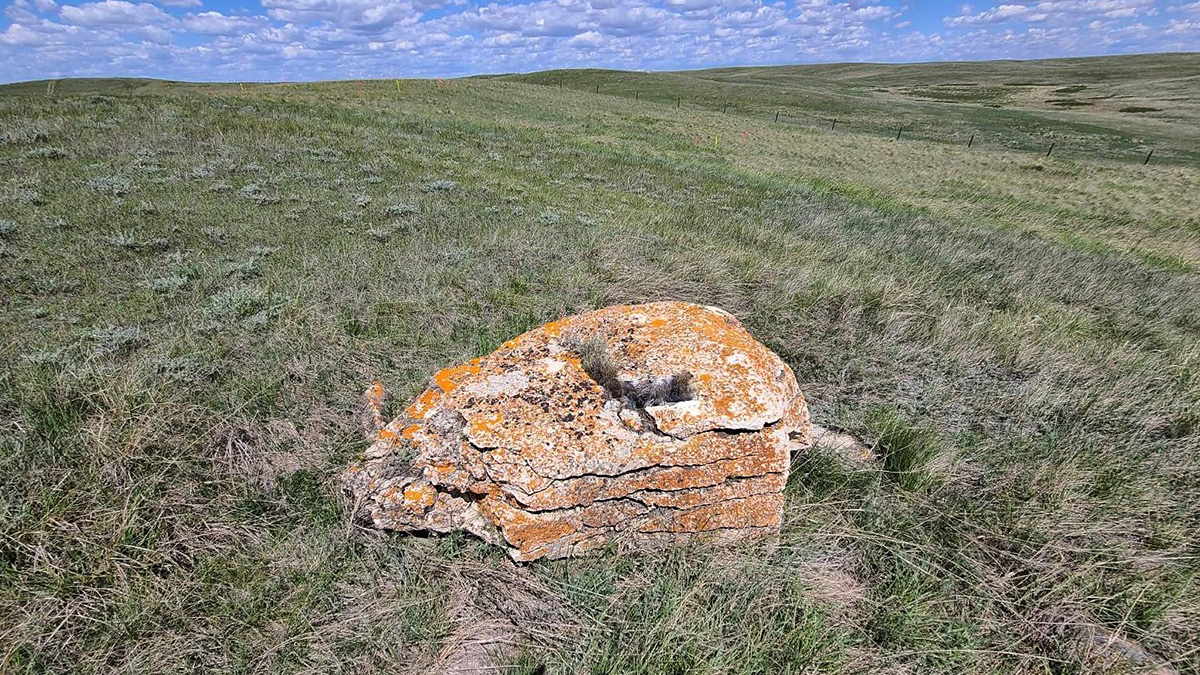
343 301 811 561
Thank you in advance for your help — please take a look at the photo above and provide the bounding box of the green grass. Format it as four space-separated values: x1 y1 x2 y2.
1 55 1198 673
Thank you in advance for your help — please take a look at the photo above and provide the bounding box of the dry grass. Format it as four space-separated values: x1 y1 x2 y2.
1 63 1198 673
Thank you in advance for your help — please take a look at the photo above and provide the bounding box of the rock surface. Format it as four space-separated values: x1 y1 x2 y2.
343 301 811 561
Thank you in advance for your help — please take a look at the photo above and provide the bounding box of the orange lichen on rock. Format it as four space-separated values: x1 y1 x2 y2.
342 301 811 561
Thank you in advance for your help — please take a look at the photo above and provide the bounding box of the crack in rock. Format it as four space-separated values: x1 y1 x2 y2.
343 301 812 561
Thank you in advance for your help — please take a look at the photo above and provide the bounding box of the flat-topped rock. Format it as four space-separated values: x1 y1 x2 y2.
343 301 811 561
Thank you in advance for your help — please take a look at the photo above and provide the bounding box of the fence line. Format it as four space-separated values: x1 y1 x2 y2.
544 79 1174 166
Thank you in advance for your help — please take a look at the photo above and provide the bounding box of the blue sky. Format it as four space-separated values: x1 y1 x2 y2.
2 0 1197 83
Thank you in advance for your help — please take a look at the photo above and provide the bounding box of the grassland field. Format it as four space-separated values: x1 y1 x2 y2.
1 53 1199 673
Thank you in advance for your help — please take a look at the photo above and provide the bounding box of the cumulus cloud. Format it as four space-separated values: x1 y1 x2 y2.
567 28 602 45
261 0 423 33
944 0 1157 27
58 0 170 26
0 21 43 43
593 5 668 36
181 11 266 35
1168 0 1200 13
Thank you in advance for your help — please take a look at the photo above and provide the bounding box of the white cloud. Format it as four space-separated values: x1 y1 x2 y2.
567 28 602 45
852 5 895 21
261 0 422 33
664 0 721 10
6 0 58 21
1164 17 1199 33
181 11 265 35
945 0 1157 27
1168 1 1200 15
0 21 44 43
481 31 524 46
594 5 667 35
944 3 1030 26
59 0 171 26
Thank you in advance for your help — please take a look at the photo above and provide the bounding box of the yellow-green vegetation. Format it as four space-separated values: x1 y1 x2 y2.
1 53 1198 673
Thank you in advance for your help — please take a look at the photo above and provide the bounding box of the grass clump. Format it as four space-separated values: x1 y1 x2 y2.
564 333 622 399
1 126 49 145
87 324 147 355
200 226 227 243
23 147 69 160
144 275 189 293
421 179 457 192
89 175 133 196
865 407 945 492
384 202 419 216
15 189 42 205
1047 98 1092 107
104 230 141 249
207 283 271 319
104 231 168 251
563 333 693 408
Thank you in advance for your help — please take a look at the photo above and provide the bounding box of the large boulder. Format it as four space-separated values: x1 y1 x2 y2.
343 301 811 561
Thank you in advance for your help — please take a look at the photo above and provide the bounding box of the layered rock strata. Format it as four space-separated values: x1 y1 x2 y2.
343 301 810 561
